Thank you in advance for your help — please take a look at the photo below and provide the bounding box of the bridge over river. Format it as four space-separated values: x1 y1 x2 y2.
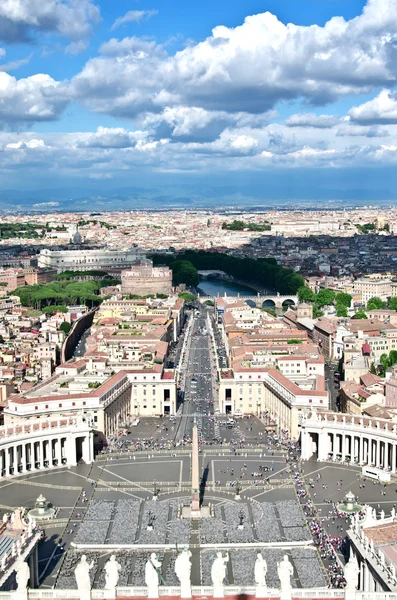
198 293 298 308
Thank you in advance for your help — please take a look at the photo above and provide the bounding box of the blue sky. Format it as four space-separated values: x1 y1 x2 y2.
0 0 397 206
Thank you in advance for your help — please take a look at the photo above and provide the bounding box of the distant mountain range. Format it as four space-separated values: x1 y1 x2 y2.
0 182 395 214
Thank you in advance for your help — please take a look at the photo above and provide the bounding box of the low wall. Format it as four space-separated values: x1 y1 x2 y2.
61 307 98 364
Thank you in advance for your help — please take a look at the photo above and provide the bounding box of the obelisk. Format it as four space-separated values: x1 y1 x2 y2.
191 422 200 516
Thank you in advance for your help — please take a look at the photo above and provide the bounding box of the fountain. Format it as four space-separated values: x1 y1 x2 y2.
28 494 56 522
337 490 363 514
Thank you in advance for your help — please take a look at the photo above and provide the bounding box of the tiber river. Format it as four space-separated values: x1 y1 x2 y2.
197 278 270 297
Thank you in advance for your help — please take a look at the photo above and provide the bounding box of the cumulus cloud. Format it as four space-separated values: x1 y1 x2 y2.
6 138 46 149
72 0 397 120
0 0 100 43
111 10 158 31
0 72 68 128
336 122 389 137
348 89 397 124
78 126 147 148
284 113 340 128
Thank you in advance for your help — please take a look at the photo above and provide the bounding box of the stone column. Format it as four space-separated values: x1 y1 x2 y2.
376 440 381 468
82 435 93 464
332 433 337 460
41 441 45 468
392 444 397 473
12 445 17 474
21 444 27 473
360 437 365 464
67 437 77 467
2 448 7 477
57 438 63 465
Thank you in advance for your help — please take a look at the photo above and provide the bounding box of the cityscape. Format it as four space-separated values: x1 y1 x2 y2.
0 2 397 600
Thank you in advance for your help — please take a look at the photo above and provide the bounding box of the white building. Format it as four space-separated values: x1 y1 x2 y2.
38 247 145 273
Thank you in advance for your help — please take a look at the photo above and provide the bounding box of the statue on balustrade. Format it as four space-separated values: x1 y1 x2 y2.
175 548 192 598
15 558 30 591
74 555 94 593
344 555 359 592
104 555 121 592
145 552 162 598
277 555 293 594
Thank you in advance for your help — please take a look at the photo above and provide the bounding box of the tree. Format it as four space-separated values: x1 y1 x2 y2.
353 310 368 319
336 305 348 317
59 322 71 334
380 353 390 373
313 306 324 318
389 350 397 367
316 289 336 307
297 286 316 303
42 305 68 315
367 296 386 310
389 297 397 311
370 363 377 375
171 261 199 287
335 292 352 308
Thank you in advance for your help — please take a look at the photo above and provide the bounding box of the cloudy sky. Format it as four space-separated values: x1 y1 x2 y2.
1 0 397 205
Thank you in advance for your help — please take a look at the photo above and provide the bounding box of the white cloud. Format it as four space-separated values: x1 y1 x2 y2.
72 0 397 119
0 0 100 43
0 72 68 128
111 10 158 31
348 89 397 124
0 53 32 72
99 37 161 58
284 113 340 128
78 126 147 148
6 138 46 149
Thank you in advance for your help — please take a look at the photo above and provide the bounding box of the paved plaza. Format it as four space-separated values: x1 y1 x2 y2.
1 306 394 593
1 442 395 591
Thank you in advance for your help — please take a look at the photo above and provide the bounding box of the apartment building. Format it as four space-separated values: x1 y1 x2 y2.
352 279 393 304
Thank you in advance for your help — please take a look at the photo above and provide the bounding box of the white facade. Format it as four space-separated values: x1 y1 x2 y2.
38 247 145 273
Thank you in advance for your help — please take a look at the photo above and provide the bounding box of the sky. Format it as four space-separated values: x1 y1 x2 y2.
1 0 397 207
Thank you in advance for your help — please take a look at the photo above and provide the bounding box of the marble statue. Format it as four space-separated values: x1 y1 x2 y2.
74 555 94 594
277 555 293 597
175 549 192 598
392 507 396 518
211 552 229 597
15 559 30 591
145 553 161 599
344 555 359 592
254 553 267 587
2 513 8 524
104 555 121 592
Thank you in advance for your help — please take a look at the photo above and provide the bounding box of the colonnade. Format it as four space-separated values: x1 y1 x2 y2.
0 419 93 479
301 411 397 472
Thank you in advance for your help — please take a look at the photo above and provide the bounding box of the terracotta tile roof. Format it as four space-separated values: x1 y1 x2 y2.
364 522 397 544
